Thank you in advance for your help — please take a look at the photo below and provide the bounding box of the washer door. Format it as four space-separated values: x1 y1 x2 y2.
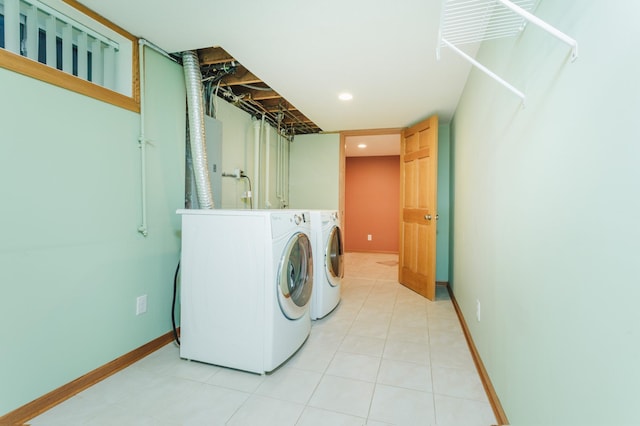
277 232 313 320
325 225 344 287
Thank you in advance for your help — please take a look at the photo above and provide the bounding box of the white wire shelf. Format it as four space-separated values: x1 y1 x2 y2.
439 0 538 47
437 0 578 103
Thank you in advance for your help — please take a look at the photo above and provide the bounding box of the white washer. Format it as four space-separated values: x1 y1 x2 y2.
309 210 343 320
177 209 313 374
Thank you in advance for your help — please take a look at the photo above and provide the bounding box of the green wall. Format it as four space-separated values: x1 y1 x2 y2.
450 1 640 424
287 128 450 281
436 123 450 282
214 100 287 209
0 48 185 416
289 133 340 210
215 99 255 209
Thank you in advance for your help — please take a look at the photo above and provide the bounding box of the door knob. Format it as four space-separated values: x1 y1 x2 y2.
424 214 432 221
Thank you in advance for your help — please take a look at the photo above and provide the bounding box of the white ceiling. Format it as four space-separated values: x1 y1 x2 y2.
345 134 400 157
78 0 480 132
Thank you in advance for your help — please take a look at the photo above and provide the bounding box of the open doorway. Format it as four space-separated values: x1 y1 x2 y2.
339 130 402 254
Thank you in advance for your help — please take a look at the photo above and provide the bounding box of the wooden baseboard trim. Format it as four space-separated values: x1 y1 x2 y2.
447 286 510 426
344 250 400 254
0 330 177 425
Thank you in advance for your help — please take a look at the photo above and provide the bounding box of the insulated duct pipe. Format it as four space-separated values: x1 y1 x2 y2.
182 50 214 209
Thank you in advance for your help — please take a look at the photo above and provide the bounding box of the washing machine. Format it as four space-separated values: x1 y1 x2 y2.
309 210 343 320
177 209 313 374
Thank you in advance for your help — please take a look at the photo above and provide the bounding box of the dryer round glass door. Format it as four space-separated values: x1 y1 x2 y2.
325 225 344 287
277 232 313 320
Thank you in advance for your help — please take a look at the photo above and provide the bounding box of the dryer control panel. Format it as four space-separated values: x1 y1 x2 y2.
271 211 310 239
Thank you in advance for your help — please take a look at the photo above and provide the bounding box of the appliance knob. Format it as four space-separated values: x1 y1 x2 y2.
294 214 302 225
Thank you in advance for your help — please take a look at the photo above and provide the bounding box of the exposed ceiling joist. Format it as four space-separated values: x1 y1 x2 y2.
258 98 298 113
198 47 234 65
248 89 281 101
218 67 262 86
197 47 322 135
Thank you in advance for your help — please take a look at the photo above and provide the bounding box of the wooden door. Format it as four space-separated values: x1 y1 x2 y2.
398 115 438 300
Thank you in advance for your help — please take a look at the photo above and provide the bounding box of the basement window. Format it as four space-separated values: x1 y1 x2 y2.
0 0 138 112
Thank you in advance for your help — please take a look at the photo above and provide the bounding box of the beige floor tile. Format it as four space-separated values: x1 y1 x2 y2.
326 351 381 382
349 317 391 339
114 376 205 416
308 375 375 418
434 394 496 426
356 307 393 323
429 340 477 371
254 367 323 404
206 367 265 393
377 358 433 392
296 406 366 426
226 395 304 426
29 395 113 426
368 384 436 425
87 404 178 426
339 334 386 357
387 324 430 344
152 383 248 425
286 343 336 373
432 366 488 402
391 311 429 329
74 366 165 405
27 252 495 426
383 339 431 365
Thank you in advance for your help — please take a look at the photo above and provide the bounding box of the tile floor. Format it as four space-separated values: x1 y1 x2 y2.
30 252 496 426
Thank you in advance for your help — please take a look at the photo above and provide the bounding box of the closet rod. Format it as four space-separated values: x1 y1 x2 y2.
441 37 525 103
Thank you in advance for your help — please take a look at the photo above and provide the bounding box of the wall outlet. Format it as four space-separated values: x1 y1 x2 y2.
367 234 372 241
136 294 147 315
476 299 481 322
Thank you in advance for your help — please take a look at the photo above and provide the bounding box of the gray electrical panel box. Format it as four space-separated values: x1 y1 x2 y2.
205 116 223 209
187 116 222 209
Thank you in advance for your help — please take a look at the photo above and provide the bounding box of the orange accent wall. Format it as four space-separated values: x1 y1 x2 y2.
345 155 400 253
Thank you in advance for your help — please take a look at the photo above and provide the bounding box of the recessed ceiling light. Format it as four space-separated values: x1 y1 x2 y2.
357 144 367 148
338 92 353 101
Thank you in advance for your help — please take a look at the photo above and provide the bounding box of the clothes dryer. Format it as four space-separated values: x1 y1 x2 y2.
309 210 343 320
177 209 313 374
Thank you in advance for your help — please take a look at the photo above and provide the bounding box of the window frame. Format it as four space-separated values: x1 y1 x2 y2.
0 0 139 112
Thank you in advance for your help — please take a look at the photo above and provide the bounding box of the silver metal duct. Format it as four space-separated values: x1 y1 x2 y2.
182 50 214 209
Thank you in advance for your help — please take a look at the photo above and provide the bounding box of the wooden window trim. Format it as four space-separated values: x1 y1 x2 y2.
0 0 140 112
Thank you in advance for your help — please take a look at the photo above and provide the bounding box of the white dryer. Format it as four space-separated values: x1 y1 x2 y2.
309 210 343 320
177 209 313 374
